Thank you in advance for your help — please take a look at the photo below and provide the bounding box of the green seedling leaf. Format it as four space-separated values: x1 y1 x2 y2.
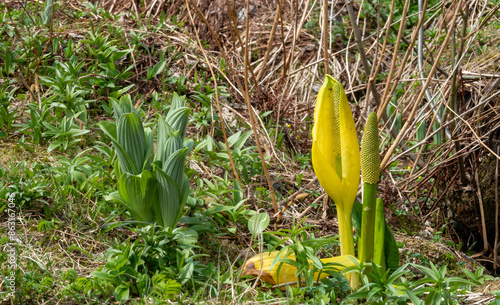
110 84 135 99
178 262 194 285
114 283 130 303
42 0 55 25
175 227 198 245
91 271 120 284
248 212 270 236
148 59 167 80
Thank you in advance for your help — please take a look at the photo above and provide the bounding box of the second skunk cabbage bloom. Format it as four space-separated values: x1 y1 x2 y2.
312 75 360 258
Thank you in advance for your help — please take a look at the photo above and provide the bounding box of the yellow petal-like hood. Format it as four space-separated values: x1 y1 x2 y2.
337 79 361 208
312 75 360 209
241 251 358 286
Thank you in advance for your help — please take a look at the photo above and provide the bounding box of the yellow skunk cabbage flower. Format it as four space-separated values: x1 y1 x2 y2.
312 75 360 288
241 251 358 286
312 75 360 257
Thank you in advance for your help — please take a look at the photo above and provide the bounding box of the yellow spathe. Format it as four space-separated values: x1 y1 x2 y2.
312 75 360 210
311 75 360 288
242 251 358 286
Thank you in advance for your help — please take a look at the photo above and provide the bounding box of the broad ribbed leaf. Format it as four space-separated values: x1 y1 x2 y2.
117 113 147 175
163 132 182 163
156 115 173 162
170 92 184 109
155 167 181 228
104 191 127 206
162 148 188 188
184 139 194 153
165 106 190 140
118 170 156 223
113 138 137 175
112 158 122 181
98 121 137 175
98 121 118 141
111 94 138 119
143 127 154 171
177 174 189 223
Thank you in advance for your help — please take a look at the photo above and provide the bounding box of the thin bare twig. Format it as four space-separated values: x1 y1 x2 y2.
322 0 329 74
184 0 241 184
243 0 279 214
380 0 464 170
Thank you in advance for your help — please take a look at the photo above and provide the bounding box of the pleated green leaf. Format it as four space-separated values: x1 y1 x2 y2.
162 131 183 164
117 113 147 175
165 106 190 140
178 174 189 221
104 191 127 206
155 166 181 229
111 94 138 119
156 115 174 162
118 170 157 223
104 93 192 230
113 158 122 181
114 137 140 175
143 127 154 171
99 121 118 142
162 148 189 188
184 139 194 155
170 92 184 109
100 118 140 175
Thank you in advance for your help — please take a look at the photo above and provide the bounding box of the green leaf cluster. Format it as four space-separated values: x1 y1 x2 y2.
100 93 192 228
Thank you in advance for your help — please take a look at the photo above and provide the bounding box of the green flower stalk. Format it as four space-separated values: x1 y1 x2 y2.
373 198 386 272
312 75 360 287
359 112 380 266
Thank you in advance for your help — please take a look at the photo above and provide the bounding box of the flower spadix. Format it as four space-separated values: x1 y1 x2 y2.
312 75 360 257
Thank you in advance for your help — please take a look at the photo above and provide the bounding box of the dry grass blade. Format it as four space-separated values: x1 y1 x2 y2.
183 0 240 184
380 0 464 170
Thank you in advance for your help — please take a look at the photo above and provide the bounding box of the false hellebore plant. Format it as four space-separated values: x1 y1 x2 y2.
99 94 192 228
